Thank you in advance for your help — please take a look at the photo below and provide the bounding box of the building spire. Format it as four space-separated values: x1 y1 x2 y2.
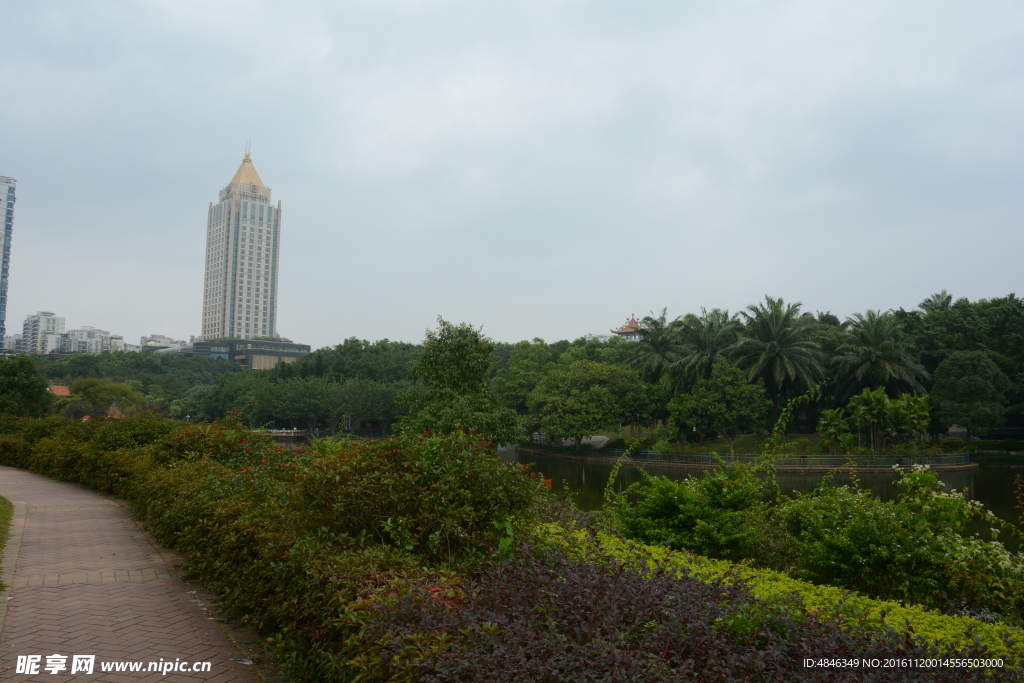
229 146 264 187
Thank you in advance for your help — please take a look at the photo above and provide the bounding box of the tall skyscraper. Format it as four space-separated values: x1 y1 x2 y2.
201 152 282 340
1 175 15 346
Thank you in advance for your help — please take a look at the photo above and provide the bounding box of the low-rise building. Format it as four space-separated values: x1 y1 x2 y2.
140 334 188 354
192 337 310 370
18 313 131 355
2 333 22 352
61 326 115 354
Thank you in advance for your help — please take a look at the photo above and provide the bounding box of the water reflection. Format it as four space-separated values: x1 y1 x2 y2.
503 448 1023 552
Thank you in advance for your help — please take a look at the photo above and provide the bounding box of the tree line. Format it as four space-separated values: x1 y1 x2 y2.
1 291 1020 448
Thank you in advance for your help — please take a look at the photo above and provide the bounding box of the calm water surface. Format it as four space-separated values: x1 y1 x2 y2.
504 449 1024 552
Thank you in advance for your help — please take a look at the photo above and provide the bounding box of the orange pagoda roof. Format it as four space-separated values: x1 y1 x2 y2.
611 315 642 335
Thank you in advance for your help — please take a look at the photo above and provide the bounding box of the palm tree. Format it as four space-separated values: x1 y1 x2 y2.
671 308 741 390
733 296 826 420
628 309 688 385
847 386 889 454
919 290 953 313
831 310 929 399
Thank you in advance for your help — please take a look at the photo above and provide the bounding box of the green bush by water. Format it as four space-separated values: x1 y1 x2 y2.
607 458 1024 624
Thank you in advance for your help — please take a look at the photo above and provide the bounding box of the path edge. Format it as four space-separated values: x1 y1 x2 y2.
0 494 27 639
110 497 290 683
0 465 289 683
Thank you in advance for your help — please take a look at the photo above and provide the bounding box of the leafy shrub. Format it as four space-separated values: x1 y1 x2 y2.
90 410 178 452
24 421 101 479
611 462 1024 624
608 461 783 564
651 438 675 454
297 432 545 563
0 414 29 436
940 436 967 451
778 467 1019 614
351 544 1019 682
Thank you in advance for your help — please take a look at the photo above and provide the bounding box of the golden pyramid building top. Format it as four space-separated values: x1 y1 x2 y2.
229 153 265 187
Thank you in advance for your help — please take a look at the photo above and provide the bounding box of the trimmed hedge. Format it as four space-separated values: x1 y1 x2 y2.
593 533 1024 659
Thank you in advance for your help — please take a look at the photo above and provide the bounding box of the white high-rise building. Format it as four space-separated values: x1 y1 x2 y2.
1 175 15 346
22 311 65 354
200 152 282 340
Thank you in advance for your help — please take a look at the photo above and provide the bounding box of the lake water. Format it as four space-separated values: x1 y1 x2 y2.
504 448 1024 552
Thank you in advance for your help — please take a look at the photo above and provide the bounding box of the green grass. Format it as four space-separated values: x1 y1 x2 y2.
0 494 12 591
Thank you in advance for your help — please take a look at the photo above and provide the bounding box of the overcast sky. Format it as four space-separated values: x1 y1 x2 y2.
2 1 1022 349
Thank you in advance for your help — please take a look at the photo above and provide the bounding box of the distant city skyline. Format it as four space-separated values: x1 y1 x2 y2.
1 2 1021 349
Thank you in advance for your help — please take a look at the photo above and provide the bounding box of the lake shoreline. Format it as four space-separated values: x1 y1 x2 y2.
514 446 980 474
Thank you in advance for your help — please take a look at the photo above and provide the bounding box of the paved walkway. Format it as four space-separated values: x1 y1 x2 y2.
0 467 262 682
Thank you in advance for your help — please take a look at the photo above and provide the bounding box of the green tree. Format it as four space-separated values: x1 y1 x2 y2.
846 387 890 454
672 308 741 389
919 290 953 313
895 293 1024 420
814 311 845 328
527 361 641 447
38 351 240 410
266 377 344 431
272 336 421 383
0 355 51 417
831 310 928 399
489 338 553 414
667 366 771 454
845 388 931 454
399 318 521 445
169 384 214 420
556 335 634 367
199 371 274 424
887 394 930 447
620 385 658 437
733 296 826 419
816 408 852 455
336 378 409 435
931 351 1010 442
69 378 146 416
628 309 686 384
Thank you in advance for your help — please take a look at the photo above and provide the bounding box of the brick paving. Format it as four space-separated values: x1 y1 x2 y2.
0 467 262 682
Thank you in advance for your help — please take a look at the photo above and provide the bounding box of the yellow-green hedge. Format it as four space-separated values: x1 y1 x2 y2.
589 531 1024 658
